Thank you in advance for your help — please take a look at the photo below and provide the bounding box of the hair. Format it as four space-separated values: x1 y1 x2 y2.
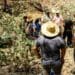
65 19 73 26
23 16 27 20
35 18 40 24
56 13 60 17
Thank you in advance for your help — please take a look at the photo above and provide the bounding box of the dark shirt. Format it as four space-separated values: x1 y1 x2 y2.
35 23 41 32
35 36 65 61
64 19 73 30
32 23 41 32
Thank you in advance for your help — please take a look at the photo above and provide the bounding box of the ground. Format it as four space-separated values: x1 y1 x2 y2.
0 47 74 75
62 47 75 75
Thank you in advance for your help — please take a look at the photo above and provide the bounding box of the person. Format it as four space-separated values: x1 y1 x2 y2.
23 15 34 38
45 11 52 20
53 10 64 37
63 19 73 47
32 21 66 75
72 14 75 61
32 18 41 38
41 11 52 23
24 12 42 39
73 33 75 61
22 16 28 33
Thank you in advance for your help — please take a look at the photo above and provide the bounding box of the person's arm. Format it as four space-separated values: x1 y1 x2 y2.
59 37 66 63
52 16 56 22
31 39 41 58
71 21 73 29
32 23 36 32
60 47 66 63
60 15 64 26
32 46 41 58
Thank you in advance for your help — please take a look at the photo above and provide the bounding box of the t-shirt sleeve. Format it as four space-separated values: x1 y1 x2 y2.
35 39 40 47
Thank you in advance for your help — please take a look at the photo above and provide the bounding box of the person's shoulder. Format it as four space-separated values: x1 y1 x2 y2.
36 35 44 41
54 36 65 46
57 36 65 43
37 35 44 40
55 36 64 41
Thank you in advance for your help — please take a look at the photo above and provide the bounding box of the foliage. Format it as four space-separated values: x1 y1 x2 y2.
60 2 75 20
0 13 35 72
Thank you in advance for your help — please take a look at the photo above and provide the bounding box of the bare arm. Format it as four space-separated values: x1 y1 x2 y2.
60 47 66 63
32 46 41 58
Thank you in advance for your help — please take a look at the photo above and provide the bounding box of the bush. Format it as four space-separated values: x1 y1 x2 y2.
0 13 34 72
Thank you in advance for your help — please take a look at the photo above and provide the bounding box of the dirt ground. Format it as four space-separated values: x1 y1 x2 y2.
61 47 75 75
0 47 74 75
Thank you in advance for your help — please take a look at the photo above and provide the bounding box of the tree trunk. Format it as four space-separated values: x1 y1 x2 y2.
3 0 7 12
3 0 12 15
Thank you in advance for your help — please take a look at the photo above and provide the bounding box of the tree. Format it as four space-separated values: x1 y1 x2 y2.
3 0 12 15
3 0 7 12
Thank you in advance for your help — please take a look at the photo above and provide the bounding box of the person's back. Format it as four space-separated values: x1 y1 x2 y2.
36 35 65 62
63 19 73 47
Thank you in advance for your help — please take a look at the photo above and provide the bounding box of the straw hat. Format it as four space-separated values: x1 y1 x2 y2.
41 21 60 37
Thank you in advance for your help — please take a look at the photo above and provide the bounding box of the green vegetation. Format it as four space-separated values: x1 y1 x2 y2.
0 12 35 72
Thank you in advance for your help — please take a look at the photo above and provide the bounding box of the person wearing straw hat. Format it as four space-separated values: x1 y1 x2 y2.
32 18 41 38
24 15 34 37
32 21 66 75
41 10 52 23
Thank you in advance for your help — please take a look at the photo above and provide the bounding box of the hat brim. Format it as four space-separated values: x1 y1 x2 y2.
41 21 60 37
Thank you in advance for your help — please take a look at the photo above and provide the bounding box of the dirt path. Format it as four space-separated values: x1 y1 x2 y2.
62 47 75 75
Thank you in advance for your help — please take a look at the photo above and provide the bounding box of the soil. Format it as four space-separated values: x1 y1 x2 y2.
0 47 74 75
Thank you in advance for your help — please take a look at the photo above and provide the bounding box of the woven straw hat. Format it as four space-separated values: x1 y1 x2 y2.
41 21 60 37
